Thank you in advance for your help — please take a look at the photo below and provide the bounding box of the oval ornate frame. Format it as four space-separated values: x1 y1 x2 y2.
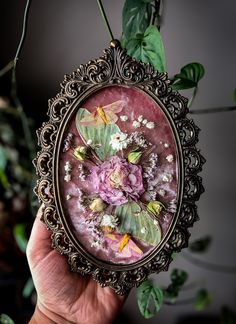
33 41 205 295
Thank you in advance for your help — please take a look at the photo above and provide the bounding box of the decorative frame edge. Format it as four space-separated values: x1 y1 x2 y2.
33 41 205 295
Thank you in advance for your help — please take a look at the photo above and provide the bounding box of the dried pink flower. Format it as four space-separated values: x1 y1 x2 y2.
91 156 144 205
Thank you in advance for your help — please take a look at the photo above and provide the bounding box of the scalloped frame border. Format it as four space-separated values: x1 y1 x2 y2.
33 40 205 295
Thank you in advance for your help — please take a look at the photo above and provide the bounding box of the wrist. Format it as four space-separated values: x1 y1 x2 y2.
29 303 74 324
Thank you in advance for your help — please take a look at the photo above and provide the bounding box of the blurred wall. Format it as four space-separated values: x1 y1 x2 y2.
0 1 236 323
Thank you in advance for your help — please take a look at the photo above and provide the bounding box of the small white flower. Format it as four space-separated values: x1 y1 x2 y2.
138 115 143 122
162 173 173 183
146 121 155 129
110 132 128 150
64 174 71 182
164 143 169 148
100 214 119 228
91 241 100 248
142 119 147 125
132 120 141 128
64 161 72 172
87 139 92 145
66 194 71 200
120 115 128 122
166 154 174 163
158 189 166 197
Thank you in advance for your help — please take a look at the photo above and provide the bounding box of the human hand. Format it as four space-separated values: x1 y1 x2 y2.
27 205 127 324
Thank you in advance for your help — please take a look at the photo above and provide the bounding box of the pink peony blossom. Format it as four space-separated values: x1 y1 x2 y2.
91 156 144 205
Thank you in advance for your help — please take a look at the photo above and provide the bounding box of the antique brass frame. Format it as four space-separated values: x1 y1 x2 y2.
33 40 205 295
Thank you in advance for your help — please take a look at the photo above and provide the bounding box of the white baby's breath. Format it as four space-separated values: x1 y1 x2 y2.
132 120 141 128
110 132 128 150
146 121 155 129
166 154 174 163
120 115 128 122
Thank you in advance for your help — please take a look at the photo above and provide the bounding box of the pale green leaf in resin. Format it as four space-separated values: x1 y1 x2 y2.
76 108 121 161
115 201 162 246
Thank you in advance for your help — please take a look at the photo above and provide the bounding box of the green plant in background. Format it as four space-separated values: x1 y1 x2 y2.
119 0 236 320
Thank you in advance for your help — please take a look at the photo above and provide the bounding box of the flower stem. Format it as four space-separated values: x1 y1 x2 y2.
96 0 114 40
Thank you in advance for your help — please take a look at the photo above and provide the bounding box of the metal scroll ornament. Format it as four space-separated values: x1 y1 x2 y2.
33 40 205 295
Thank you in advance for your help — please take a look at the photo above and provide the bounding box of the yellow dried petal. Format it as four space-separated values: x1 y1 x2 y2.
118 233 131 252
96 106 109 125
102 226 114 233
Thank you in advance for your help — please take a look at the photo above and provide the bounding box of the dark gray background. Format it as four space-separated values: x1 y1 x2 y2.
1 1 236 323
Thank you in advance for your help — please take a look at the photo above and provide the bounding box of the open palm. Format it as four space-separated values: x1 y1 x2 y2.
27 206 126 324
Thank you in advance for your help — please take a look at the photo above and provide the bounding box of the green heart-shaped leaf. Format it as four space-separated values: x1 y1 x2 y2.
76 108 121 161
125 25 166 72
137 279 164 319
122 0 150 41
171 62 205 90
115 200 162 246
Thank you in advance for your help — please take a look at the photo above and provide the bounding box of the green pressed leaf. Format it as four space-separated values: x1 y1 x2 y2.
122 0 150 40
0 314 15 324
23 277 34 298
171 62 205 90
76 109 121 161
115 201 162 245
171 269 188 287
189 236 212 253
125 25 166 72
137 279 164 319
194 289 211 311
221 306 236 324
13 223 28 253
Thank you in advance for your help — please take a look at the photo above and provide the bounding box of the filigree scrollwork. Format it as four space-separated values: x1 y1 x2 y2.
35 151 52 177
37 122 58 151
34 41 205 295
43 205 59 231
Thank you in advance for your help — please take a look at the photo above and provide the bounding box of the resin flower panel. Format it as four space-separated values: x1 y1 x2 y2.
59 86 179 265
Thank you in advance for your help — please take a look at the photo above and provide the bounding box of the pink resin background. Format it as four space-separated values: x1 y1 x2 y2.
58 85 179 265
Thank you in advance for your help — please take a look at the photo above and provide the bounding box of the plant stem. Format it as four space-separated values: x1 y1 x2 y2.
13 0 32 69
10 0 35 161
0 61 14 78
164 297 196 306
96 0 114 40
188 86 198 108
182 251 236 274
190 105 236 114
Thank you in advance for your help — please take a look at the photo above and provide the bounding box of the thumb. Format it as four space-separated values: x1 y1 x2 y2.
26 204 53 266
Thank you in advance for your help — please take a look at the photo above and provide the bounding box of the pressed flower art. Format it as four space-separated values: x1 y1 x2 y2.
58 85 179 264
34 43 204 294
